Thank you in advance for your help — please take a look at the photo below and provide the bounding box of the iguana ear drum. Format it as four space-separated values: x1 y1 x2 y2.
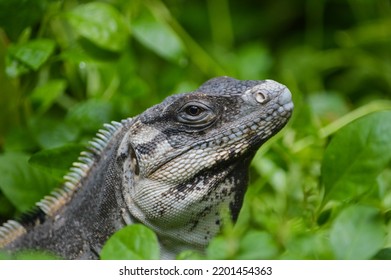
129 146 140 176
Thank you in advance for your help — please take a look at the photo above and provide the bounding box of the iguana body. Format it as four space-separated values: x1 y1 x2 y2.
0 76 293 259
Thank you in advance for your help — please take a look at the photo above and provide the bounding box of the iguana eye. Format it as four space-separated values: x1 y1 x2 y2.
185 105 204 116
177 101 216 128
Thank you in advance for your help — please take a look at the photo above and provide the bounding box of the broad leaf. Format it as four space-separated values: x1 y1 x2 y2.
29 118 80 149
66 99 114 132
131 8 185 63
237 230 279 259
6 39 56 77
206 235 237 260
65 2 128 52
329 205 385 260
100 224 160 260
0 153 58 212
322 111 391 202
29 144 85 181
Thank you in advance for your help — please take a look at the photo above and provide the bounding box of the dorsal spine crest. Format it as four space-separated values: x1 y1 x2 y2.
0 119 131 248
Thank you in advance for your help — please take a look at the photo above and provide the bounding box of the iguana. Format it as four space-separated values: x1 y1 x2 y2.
0 76 293 259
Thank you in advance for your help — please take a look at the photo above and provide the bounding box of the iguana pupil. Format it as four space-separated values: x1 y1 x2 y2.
186 105 203 116
0 76 293 259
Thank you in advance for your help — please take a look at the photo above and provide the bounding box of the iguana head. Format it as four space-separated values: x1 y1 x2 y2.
118 76 293 252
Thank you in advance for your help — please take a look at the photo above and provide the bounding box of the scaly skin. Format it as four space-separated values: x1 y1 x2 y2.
0 76 293 259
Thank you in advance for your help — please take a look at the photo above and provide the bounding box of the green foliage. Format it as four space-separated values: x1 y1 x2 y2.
1 0 391 260
329 205 384 260
6 39 56 77
29 144 85 180
131 6 185 63
0 153 58 212
0 250 60 260
206 230 279 260
322 111 391 202
100 224 160 260
65 2 128 52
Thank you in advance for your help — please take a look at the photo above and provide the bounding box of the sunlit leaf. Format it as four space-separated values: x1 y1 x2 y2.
66 2 128 52
131 8 185 63
100 224 159 260
6 39 55 77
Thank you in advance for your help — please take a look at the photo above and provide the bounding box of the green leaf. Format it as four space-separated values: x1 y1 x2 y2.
131 8 185 63
237 230 279 260
0 0 47 41
29 79 67 114
6 39 56 77
65 2 128 52
329 205 385 260
284 231 333 260
100 224 159 260
29 118 80 149
176 250 205 260
66 99 114 132
322 111 391 202
15 251 60 260
0 153 58 212
377 168 391 209
207 235 237 259
29 144 85 181
0 250 60 260
373 248 391 260
3 126 37 152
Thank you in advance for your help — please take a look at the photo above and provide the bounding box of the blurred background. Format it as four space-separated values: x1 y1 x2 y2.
0 0 390 259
